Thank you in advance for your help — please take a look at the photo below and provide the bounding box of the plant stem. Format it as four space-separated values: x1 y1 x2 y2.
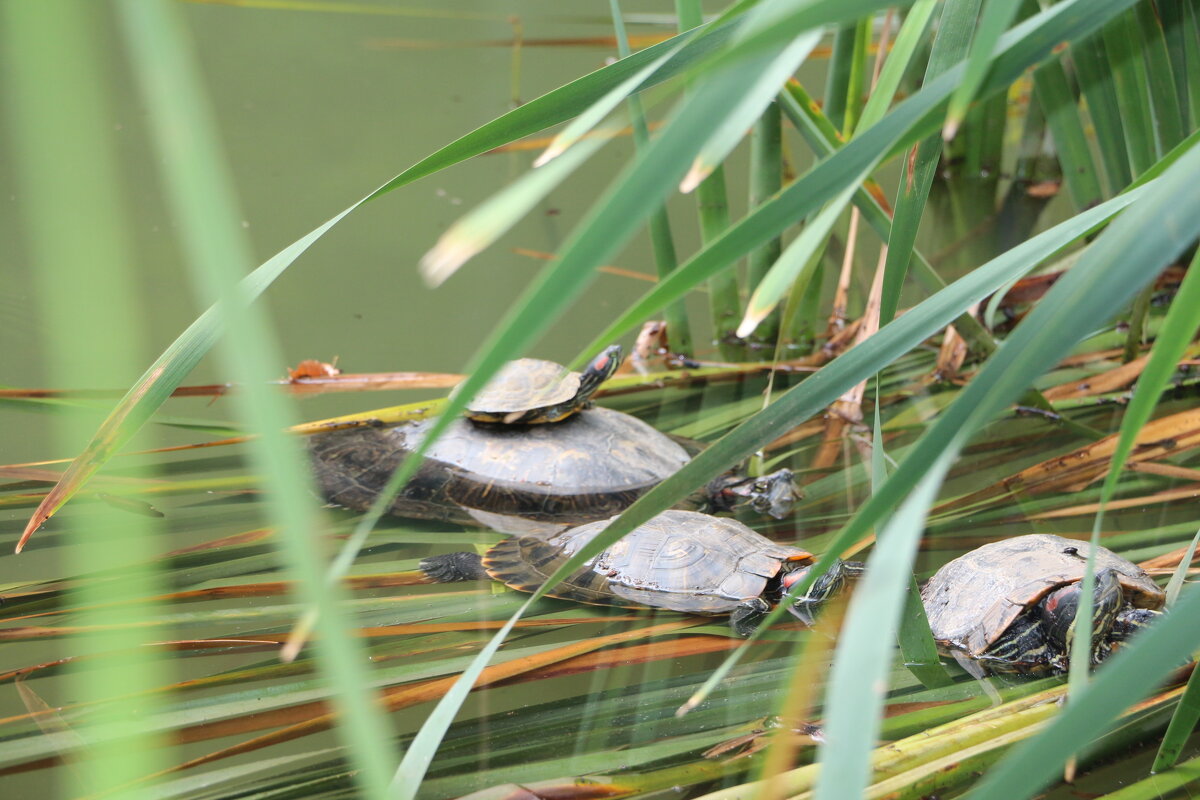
746 101 784 346
612 0 693 355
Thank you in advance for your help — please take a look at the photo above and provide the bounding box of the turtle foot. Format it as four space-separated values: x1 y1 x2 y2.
420 552 489 582
730 598 770 637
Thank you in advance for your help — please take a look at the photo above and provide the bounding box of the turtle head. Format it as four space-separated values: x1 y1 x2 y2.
779 559 854 625
575 345 624 401
1041 567 1124 666
709 469 801 519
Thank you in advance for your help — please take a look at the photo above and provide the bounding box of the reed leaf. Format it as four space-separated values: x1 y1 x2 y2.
113 3 396 797
813 453 953 800
943 0 1019 139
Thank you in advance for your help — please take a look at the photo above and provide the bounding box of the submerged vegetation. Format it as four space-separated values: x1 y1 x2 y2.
4 0 1200 799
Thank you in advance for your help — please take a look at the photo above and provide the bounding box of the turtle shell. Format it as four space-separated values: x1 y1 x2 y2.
308 407 691 534
921 534 1165 658
467 358 582 423
482 509 813 614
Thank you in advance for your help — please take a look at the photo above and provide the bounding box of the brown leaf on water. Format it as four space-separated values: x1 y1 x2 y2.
127 620 701 781
935 407 1200 514
1041 354 1151 401
1026 484 1200 521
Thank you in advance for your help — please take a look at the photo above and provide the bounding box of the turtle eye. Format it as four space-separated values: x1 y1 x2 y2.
753 481 768 494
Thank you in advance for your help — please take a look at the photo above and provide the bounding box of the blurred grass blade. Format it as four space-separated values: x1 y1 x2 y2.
1071 34 1132 193
814 453 954 800
15 202 362 552
1103 9 1157 176
1135 0 1185 153
1034 58 1103 210
856 0 938 131
943 0 1018 140
680 29 821 193
114 2 396 798
532 47 676 168
737 0 936 336
420 132 610 286
738 182 859 338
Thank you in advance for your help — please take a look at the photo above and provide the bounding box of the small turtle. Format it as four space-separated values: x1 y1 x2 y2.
464 346 622 425
921 534 1165 675
421 509 863 635
309 406 800 536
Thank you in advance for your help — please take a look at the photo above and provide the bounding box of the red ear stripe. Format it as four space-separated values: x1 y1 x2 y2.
594 355 610 370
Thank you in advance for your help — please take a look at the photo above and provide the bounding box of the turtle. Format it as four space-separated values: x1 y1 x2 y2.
921 534 1165 675
308 406 800 536
463 346 622 425
420 509 864 635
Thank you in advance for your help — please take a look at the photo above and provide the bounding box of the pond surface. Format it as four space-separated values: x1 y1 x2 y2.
1 3 1195 800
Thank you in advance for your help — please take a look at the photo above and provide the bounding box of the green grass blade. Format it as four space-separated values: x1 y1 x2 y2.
1033 58 1104 209
880 0 983 325
824 22 857 131
857 0 939 132
532 45 677 169
1160 0 1192 126
1184 2 1200 129
615 0 693 355
1105 751 1200 800
3 2 167 794
1103 9 1158 175
739 181 861 337
814 453 954 800
746 100 784 343
681 29 821 192
1135 0 1186 153
943 0 1019 139
842 15 873 135
1071 33 1132 194
114 3 396 798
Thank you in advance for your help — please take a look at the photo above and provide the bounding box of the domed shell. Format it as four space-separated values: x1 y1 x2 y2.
482 509 813 614
921 534 1165 657
467 358 582 422
308 407 692 533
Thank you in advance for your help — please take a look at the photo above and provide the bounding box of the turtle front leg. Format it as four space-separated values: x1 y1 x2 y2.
730 598 770 637
420 552 490 582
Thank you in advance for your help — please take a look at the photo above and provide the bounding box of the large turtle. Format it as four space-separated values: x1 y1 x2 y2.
421 509 863 635
309 406 799 536
463 346 621 425
921 534 1165 675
